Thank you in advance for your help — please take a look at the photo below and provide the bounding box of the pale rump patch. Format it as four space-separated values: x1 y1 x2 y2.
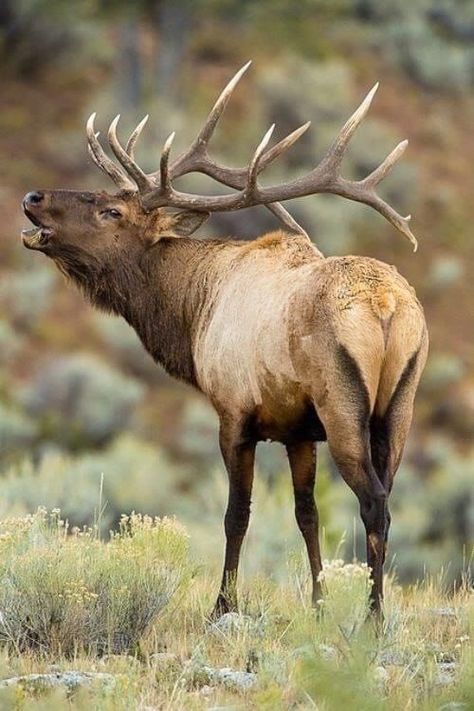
374 308 427 418
332 304 385 411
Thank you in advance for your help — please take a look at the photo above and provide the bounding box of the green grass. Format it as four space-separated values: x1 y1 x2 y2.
0 509 471 709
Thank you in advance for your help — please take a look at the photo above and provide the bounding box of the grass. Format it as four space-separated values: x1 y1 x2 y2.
0 509 471 709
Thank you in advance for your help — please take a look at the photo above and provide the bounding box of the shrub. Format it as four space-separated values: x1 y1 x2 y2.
93 313 163 383
19 354 145 448
0 402 37 467
317 559 372 636
386 16 473 92
0 267 56 330
421 352 465 393
425 255 464 290
0 319 22 367
0 449 107 527
0 508 192 656
0 435 188 531
353 0 474 91
178 397 220 463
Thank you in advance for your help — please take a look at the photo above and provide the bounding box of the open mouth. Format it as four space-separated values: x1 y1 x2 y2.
22 209 54 250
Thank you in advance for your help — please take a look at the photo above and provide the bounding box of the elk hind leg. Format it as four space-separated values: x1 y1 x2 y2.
315 353 387 614
328 432 389 614
328 432 388 615
370 344 427 562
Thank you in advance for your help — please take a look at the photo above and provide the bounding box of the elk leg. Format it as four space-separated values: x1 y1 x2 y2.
317 404 387 615
332 445 387 616
212 417 256 618
370 361 422 564
286 441 322 605
370 417 393 564
358 479 388 615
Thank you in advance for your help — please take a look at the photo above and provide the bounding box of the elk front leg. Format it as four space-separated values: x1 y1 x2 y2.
212 417 256 619
286 441 322 605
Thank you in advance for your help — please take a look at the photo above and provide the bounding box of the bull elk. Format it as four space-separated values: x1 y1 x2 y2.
21 63 428 618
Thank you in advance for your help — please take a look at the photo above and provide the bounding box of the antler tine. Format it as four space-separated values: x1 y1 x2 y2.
322 83 379 174
175 121 311 235
267 203 309 237
86 114 134 190
338 137 418 251
87 68 308 236
165 61 252 181
108 115 154 193
363 190 417 251
126 115 149 160
246 124 275 196
362 139 408 188
160 132 176 196
258 121 311 173
195 60 252 148
169 121 311 189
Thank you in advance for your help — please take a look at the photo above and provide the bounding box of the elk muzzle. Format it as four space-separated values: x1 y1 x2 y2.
22 191 54 250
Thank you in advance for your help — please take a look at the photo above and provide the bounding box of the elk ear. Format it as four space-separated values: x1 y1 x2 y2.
171 210 210 237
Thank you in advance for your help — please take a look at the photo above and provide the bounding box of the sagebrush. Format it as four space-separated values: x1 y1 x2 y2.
0 509 192 656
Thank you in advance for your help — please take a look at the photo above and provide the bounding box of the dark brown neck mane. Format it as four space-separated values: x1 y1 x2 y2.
59 237 228 387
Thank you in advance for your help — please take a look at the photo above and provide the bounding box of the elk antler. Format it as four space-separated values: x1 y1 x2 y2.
87 62 309 236
86 63 418 250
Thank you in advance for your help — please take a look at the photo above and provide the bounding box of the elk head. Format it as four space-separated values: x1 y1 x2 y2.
22 189 207 258
22 61 418 279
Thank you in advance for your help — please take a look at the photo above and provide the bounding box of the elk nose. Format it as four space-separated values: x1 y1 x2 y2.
23 191 44 208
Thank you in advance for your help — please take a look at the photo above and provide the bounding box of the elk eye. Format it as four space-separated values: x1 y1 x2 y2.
102 208 122 219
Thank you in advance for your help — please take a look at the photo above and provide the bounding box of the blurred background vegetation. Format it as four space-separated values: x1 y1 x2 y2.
0 0 472 588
